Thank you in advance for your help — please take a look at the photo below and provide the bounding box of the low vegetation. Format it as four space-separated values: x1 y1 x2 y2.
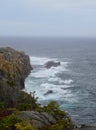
0 97 74 130
0 113 34 130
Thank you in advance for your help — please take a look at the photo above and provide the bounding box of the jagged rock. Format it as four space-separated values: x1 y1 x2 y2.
0 47 32 106
20 111 57 129
44 61 60 69
74 124 96 130
0 47 32 88
44 90 54 96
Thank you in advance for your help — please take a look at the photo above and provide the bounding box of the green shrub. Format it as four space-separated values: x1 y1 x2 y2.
37 101 74 130
15 120 34 130
17 91 38 110
0 113 33 130
49 119 73 130
17 103 32 111
40 101 67 120
50 123 63 130
0 102 4 111
0 114 21 129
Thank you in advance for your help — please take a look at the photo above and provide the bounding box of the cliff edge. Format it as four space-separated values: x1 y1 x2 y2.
0 47 32 107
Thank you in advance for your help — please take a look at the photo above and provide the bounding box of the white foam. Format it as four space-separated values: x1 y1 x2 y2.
39 83 67 100
48 77 61 82
48 77 65 84
30 56 57 65
31 66 65 78
30 62 69 78
30 68 56 78
40 83 71 93
48 77 73 85
29 56 69 79
64 80 73 84
25 56 76 102
25 79 75 101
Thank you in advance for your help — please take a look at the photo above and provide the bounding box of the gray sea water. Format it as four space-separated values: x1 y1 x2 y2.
0 37 96 124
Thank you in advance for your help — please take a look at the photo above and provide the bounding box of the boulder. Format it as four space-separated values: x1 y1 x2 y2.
44 61 60 69
20 111 57 129
44 90 54 96
74 124 96 130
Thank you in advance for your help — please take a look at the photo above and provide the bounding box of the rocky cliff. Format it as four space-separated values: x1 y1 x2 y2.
0 47 32 106
0 47 95 130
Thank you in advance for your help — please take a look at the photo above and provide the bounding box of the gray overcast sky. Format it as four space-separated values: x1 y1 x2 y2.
0 0 96 37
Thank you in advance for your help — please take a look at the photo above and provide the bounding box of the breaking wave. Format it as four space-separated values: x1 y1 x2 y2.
25 56 75 102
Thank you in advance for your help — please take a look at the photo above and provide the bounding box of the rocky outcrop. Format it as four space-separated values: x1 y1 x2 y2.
74 124 96 130
0 47 32 106
44 61 60 69
44 90 54 96
0 47 32 88
20 111 57 129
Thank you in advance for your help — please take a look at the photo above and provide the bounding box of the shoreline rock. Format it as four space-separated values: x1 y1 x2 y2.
44 61 60 69
44 90 54 96
74 124 96 130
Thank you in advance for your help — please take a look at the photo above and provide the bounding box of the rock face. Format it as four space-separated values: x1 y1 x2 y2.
44 61 60 69
20 111 57 129
0 47 32 88
0 47 32 106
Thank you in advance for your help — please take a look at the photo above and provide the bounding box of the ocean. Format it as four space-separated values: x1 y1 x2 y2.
0 37 96 124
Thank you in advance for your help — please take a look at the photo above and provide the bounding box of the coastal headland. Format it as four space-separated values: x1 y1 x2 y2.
0 47 95 130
